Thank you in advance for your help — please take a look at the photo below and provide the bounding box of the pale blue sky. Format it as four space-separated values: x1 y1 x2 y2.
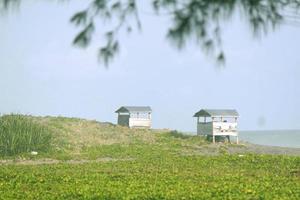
0 1 299 131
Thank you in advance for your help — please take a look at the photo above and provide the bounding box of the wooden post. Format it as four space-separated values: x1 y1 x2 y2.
227 135 231 143
212 135 215 144
236 135 239 144
196 117 199 135
117 113 120 125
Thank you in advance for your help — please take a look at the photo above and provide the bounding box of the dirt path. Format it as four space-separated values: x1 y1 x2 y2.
228 142 300 155
0 157 134 166
181 142 300 156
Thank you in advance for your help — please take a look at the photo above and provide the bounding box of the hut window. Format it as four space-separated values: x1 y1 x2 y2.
199 117 212 123
222 117 236 123
130 113 149 119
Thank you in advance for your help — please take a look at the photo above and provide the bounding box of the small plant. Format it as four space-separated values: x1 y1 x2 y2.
0 114 52 156
169 130 190 139
206 135 229 143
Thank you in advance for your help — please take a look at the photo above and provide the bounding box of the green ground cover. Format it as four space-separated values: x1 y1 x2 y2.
0 115 299 199
1 153 299 199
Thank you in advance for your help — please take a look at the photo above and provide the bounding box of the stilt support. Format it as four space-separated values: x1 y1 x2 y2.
227 135 231 143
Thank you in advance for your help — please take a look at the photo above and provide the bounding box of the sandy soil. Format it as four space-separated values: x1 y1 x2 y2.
181 142 300 156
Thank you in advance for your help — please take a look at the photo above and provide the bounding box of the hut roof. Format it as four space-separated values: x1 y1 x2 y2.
193 109 239 117
115 106 152 113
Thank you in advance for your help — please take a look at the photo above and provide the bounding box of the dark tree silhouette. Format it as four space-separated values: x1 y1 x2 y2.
1 0 300 66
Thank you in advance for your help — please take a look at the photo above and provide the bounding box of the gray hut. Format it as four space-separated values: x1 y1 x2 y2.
115 106 152 128
193 109 239 144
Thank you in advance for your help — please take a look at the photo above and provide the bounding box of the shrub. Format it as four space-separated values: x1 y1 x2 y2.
0 114 52 156
206 135 230 143
169 130 190 139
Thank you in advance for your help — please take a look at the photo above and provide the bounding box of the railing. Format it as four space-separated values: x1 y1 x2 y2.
213 122 238 136
197 122 238 136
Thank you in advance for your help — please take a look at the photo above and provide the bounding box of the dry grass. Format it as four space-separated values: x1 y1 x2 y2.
32 116 158 152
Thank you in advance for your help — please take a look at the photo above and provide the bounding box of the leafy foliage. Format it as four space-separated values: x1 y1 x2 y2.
0 0 19 10
1 0 300 66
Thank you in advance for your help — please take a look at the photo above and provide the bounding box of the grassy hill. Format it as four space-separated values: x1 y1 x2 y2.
0 114 209 159
1 114 299 159
0 115 299 199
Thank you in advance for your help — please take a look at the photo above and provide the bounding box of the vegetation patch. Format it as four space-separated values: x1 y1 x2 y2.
0 154 299 199
0 114 52 157
168 130 191 139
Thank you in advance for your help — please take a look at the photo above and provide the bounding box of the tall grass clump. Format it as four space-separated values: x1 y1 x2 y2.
0 114 52 156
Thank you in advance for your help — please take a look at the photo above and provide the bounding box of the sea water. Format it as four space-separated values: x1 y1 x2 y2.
239 130 300 148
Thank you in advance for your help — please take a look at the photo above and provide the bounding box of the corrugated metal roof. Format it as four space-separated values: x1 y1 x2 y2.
115 106 152 113
193 109 239 117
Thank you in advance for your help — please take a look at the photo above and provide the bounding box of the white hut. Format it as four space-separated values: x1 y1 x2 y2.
115 106 152 128
193 109 239 144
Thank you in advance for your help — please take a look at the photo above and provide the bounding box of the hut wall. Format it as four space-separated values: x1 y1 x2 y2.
129 118 151 128
118 115 130 126
197 122 213 135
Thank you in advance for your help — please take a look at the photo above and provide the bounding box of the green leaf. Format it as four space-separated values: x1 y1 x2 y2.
70 10 88 26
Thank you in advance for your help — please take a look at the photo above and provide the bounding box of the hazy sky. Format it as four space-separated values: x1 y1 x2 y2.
0 1 299 131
